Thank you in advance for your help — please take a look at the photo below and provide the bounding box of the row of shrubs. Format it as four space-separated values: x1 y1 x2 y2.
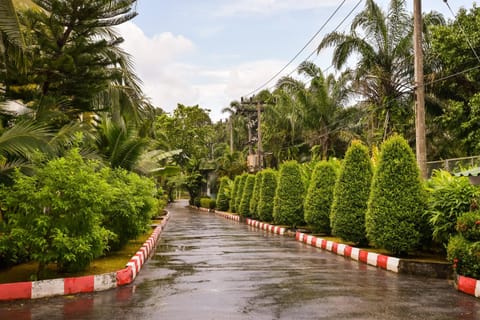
214 134 480 278
0 149 165 277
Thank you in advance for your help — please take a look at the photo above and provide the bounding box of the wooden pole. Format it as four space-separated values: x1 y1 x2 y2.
414 0 427 178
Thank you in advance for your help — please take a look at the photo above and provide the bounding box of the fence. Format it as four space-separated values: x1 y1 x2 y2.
426 155 480 177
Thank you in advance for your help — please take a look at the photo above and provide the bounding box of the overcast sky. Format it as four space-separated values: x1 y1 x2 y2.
117 0 476 121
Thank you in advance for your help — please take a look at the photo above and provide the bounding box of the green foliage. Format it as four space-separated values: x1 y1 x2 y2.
216 176 231 211
456 211 480 242
447 234 480 279
426 170 480 247
273 161 306 228
0 149 114 275
229 175 241 212
239 174 255 217
366 135 428 256
199 197 215 209
331 141 373 245
234 173 248 214
249 172 263 219
257 169 277 223
304 160 338 234
101 168 157 251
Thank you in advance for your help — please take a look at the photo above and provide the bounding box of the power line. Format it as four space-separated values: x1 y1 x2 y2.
242 0 350 98
443 0 480 65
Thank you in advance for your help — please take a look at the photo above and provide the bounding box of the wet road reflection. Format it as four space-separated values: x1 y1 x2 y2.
1 200 480 319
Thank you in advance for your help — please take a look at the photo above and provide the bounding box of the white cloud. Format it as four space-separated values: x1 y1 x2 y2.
117 22 289 121
217 0 351 16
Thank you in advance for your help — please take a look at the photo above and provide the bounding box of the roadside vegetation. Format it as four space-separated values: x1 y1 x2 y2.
3 0 480 283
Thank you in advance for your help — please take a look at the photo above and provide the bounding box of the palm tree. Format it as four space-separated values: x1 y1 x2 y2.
317 0 413 144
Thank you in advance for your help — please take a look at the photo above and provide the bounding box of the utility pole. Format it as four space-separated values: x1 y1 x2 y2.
414 0 427 179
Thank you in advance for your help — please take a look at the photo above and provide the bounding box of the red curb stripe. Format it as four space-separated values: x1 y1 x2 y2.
321 239 327 249
458 275 477 296
332 242 338 254
377 255 388 269
359 250 368 263
344 246 352 257
311 237 317 247
0 282 32 301
295 232 300 241
116 266 133 286
64 276 94 294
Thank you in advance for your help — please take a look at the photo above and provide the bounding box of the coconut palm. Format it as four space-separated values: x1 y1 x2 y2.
317 0 413 143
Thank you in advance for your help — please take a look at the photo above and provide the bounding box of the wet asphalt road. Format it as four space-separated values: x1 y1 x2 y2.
2 200 480 319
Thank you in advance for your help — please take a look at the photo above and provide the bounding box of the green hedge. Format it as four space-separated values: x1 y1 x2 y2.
200 197 216 209
273 161 305 228
229 175 241 212
366 135 428 256
304 160 338 234
447 234 480 279
330 141 373 245
257 169 277 223
456 211 480 242
249 172 263 219
234 174 248 213
216 176 232 211
239 174 255 217
426 170 479 247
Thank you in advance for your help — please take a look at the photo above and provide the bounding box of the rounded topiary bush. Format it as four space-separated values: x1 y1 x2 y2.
249 171 263 219
447 234 480 278
366 135 428 256
330 141 373 245
257 169 277 222
216 176 232 211
456 211 480 242
239 174 256 217
304 160 338 234
229 175 241 213
234 174 248 214
273 161 306 228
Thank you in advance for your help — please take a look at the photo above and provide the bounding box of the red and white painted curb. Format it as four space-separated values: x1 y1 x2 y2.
295 232 400 273
0 212 170 301
246 218 286 235
456 275 480 298
214 210 241 222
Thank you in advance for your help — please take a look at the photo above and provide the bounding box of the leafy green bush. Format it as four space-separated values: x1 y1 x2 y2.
229 175 241 212
249 172 263 219
239 175 255 217
257 169 277 223
447 234 480 279
102 168 157 251
194 196 201 207
304 160 338 234
330 141 373 245
216 176 232 211
273 161 306 228
456 211 480 242
234 173 248 213
209 198 216 209
0 149 114 275
200 197 212 209
366 135 428 256
426 170 479 247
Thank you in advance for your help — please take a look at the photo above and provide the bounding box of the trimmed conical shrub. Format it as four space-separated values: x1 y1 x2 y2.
330 141 373 245
304 160 339 234
257 169 277 222
249 171 263 219
239 174 255 217
216 176 232 211
234 173 248 213
273 161 306 228
229 175 241 212
366 135 427 256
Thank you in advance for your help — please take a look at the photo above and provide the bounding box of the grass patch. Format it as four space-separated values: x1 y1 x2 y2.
0 229 154 284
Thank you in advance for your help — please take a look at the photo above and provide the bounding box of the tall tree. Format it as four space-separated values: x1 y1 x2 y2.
317 0 413 144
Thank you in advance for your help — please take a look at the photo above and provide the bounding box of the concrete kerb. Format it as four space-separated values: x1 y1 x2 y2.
0 211 170 302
